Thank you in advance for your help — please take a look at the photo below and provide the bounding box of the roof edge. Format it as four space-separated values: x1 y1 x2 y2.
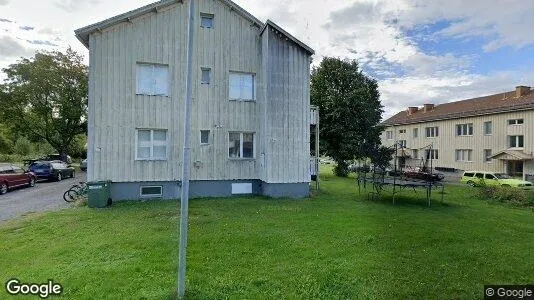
74 0 265 49
260 19 315 55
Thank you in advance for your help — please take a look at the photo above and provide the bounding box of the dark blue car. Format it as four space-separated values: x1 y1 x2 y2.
28 161 75 181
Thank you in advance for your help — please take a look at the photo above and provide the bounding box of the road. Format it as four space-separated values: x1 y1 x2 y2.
0 172 86 222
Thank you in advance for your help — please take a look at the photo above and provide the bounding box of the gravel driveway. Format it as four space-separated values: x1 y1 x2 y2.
0 172 87 222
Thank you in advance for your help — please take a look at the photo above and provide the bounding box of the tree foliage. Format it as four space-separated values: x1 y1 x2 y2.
0 48 87 159
311 57 384 176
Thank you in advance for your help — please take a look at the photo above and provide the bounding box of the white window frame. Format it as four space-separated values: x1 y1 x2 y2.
508 119 524 125
399 140 407 148
201 67 211 84
228 132 255 159
483 121 492 135
229 72 256 101
484 149 492 163
200 130 210 145
135 129 168 161
508 135 524 148
455 149 473 162
456 123 473 136
140 186 163 197
425 126 439 138
399 129 406 134
135 63 169 96
386 131 393 140
200 13 214 28
413 128 418 138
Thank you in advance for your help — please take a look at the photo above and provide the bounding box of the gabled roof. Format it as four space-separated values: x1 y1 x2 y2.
383 87 534 126
261 20 314 55
74 0 314 55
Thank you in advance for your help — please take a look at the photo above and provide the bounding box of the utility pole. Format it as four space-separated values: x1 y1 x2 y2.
178 0 195 298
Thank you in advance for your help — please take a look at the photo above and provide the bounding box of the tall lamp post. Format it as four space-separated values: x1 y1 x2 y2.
178 0 195 298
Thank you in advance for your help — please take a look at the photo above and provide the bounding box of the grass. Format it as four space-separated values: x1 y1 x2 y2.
1 167 533 299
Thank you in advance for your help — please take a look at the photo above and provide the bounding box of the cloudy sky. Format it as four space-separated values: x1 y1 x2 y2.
1 0 534 118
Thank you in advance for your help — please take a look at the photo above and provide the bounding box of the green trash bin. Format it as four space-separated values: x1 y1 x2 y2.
87 181 112 208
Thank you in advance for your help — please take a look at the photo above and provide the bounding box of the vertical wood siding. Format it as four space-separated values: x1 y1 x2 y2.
87 1 311 183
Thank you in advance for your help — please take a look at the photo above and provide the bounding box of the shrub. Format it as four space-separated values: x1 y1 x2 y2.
13 137 32 156
476 183 531 207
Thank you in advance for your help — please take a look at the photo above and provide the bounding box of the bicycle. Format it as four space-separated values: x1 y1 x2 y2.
63 181 88 202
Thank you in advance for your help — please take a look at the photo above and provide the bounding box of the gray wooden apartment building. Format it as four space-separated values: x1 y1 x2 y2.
75 0 316 199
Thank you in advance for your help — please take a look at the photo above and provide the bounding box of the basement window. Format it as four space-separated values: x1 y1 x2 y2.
140 186 163 197
200 13 214 28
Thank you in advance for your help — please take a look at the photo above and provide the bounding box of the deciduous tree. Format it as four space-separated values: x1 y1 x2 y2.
311 57 384 176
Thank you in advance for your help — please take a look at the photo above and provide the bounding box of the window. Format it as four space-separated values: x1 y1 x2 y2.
386 131 393 140
483 121 492 135
229 72 255 101
412 149 418 159
136 129 168 160
200 13 214 28
508 119 524 125
425 126 439 138
475 173 484 179
399 140 407 148
399 129 406 134
484 149 492 162
455 149 473 162
456 123 473 136
136 63 169 96
12 166 24 174
140 186 163 197
425 149 439 160
229 132 254 158
508 135 524 148
201 68 211 84
413 128 418 138
200 130 210 145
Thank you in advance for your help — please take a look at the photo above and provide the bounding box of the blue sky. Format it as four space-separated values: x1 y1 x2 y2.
1 0 533 118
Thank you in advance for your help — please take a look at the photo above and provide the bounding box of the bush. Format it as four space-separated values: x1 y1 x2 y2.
475 183 531 207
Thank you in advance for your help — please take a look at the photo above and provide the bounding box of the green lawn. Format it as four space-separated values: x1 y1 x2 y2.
1 169 533 299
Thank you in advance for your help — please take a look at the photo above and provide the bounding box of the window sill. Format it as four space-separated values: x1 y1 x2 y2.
135 93 171 98
135 158 168 161
228 158 256 161
229 99 256 102
200 143 210 146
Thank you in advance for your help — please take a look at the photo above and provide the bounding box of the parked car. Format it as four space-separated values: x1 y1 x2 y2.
28 161 75 181
80 158 87 171
404 170 444 182
460 171 533 188
0 163 36 195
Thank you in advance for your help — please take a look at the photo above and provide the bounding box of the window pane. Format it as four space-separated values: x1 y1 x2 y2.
241 74 254 100
242 133 254 158
200 130 209 144
137 147 150 159
153 65 169 96
153 130 167 142
153 146 167 159
200 15 213 28
136 64 153 95
201 68 211 84
229 74 241 99
229 133 241 158
138 130 151 142
141 186 162 196
519 135 524 147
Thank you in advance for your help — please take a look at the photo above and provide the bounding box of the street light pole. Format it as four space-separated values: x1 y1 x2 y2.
178 0 195 298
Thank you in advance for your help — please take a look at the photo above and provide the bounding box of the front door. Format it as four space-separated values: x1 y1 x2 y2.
507 161 523 177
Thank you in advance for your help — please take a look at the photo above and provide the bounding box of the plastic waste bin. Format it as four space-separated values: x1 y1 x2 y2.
87 181 112 208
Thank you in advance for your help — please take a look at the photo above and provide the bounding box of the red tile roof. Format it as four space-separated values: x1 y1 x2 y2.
383 87 534 125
